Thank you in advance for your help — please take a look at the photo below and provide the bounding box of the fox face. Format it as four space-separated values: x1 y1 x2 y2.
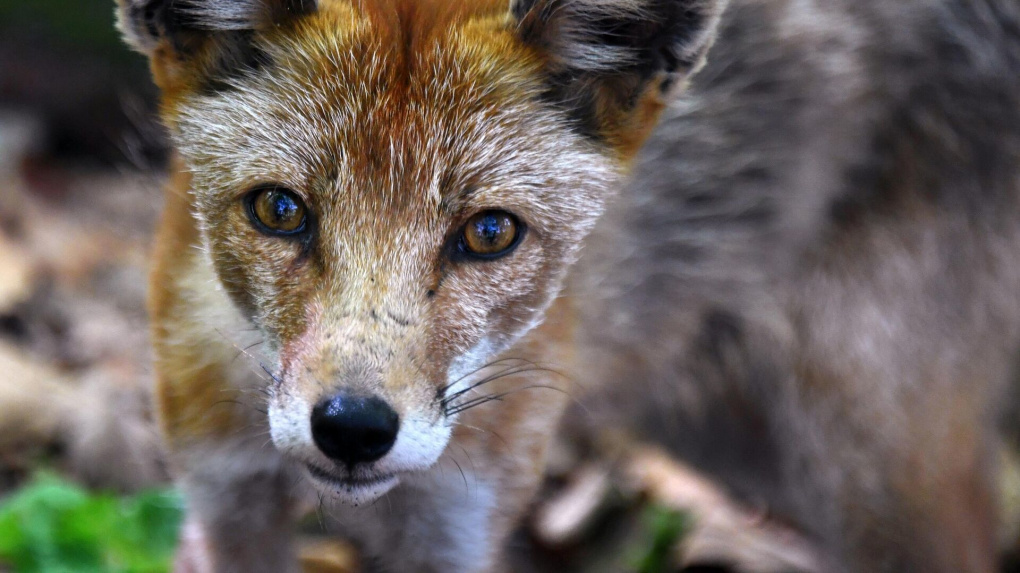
120 0 723 504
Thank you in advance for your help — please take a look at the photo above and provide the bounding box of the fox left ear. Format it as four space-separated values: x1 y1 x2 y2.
512 0 726 152
116 0 317 92
117 0 317 55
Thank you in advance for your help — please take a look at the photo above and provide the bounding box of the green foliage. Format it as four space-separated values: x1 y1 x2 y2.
630 505 690 573
0 473 183 573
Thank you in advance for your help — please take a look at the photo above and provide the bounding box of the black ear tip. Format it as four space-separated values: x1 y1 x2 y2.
139 1 162 39
118 0 318 56
285 0 318 14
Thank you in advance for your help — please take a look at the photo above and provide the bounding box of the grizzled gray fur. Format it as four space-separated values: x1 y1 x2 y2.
575 0 1020 571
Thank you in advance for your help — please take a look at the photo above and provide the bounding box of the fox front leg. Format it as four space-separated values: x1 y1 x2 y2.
173 445 304 573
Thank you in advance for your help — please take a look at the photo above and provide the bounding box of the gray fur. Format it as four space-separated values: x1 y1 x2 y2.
575 0 1020 571
513 0 726 74
117 0 316 55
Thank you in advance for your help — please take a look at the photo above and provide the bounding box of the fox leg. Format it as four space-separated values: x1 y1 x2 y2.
153 329 305 572
168 439 304 573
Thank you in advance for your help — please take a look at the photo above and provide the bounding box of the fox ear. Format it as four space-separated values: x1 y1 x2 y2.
116 0 316 66
512 0 725 149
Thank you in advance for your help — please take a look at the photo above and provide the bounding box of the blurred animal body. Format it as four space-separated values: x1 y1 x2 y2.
115 0 1020 571
575 0 1020 571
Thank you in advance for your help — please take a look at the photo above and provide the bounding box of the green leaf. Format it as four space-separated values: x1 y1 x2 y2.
629 505 691 573
0 472 183 573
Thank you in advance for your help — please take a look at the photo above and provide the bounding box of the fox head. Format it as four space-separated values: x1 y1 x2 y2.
119 0 723 503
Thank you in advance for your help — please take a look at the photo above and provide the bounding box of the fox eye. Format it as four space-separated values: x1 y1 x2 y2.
247 187 308 236
459 211 522 259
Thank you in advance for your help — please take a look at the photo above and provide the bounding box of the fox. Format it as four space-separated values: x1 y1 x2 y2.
115 0 727 570
113 0 1020 572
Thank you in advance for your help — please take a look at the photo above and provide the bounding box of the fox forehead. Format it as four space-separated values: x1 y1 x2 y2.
167 0 620 356
170 0 611 221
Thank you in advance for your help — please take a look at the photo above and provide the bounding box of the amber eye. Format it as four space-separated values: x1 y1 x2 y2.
459 211 522 259
247 187 308 235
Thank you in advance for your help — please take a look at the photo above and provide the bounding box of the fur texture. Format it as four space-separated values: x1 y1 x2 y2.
574 0 1020 571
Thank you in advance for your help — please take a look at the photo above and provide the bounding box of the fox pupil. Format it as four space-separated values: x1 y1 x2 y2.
475 216 503 244
270 194 298 222
462 211 518 257
249 187 306 234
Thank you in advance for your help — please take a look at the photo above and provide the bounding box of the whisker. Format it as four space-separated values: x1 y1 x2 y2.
231 339 267 364
457 423 512 450
209 398 268 416
441 364 554 406
455 443 478 479
451 458 470 494
437 357 535 395
441 366 563 414
445 384 572 417
260 362 283 385
316 490 326 531
213 328 277 385
446 394 506 416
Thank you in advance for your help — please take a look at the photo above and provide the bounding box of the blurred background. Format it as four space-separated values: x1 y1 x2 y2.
0 2 184 570
0 0 165 489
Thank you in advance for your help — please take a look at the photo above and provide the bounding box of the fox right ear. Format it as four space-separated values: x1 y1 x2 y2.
117 0 317 55
512 0 726 152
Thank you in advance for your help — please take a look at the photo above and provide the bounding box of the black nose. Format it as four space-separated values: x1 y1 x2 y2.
310 393 399 466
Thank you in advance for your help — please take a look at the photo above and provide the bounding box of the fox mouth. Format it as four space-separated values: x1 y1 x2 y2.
305 464 399 504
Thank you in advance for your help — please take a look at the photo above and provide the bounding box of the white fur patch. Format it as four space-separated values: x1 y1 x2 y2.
173 246 277 394
445 337 498 399
268 394 452 505
377 414 453 474
267 394 312 456
325 462 498 571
